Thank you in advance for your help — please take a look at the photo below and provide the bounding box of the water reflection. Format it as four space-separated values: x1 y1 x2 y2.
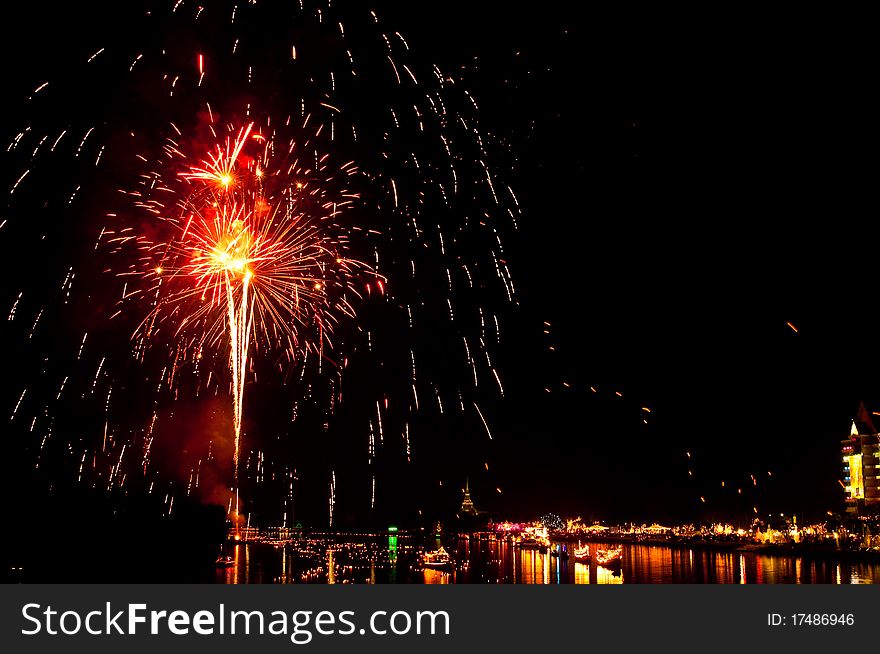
214 539 880 584
597 565 623 585
574 562 589 584
423 569 450 584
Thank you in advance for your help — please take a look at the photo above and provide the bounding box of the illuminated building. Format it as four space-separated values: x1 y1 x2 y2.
456 479 489 529
460 478 479 516
841 402 880 515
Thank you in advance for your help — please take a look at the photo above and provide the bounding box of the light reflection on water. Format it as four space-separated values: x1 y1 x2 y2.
215 539 880 584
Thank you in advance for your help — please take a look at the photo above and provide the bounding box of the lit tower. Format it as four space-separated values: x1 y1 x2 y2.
841 401 880 516
460 478 478 516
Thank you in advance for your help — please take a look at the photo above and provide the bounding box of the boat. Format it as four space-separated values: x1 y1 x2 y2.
595 546 622 567
421 546 453 569
550 547 569 560
573 545 591 563
215 555 236 567
518 536 550 550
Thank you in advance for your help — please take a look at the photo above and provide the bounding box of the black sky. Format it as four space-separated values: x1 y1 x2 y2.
1 2 876 529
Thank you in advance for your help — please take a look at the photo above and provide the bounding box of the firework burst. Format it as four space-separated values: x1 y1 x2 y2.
127 118 376 516
3 0 519 524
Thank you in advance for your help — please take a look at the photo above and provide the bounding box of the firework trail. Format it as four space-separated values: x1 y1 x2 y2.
129 117 376 520
2 0 519 522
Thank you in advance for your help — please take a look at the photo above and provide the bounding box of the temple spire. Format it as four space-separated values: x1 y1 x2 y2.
460 478 477 515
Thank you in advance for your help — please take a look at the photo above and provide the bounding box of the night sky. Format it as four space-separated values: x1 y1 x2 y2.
1 0 876 540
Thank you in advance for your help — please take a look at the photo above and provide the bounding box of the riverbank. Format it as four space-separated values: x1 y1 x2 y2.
550 533 880 561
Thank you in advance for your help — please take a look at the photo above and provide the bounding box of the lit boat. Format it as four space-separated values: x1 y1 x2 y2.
215 555 236 567
595 546 622 567
573 545 591 563
518 536 550 550
421 546 453 569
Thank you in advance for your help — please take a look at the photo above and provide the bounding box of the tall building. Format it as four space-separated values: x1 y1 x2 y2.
842 402 880 515
460 478 479 516
456 479 489 530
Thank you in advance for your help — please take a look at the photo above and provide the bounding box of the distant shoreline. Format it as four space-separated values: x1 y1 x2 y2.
548 534 880 561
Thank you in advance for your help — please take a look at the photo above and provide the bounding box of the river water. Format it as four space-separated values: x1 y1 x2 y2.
213 537 880 584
